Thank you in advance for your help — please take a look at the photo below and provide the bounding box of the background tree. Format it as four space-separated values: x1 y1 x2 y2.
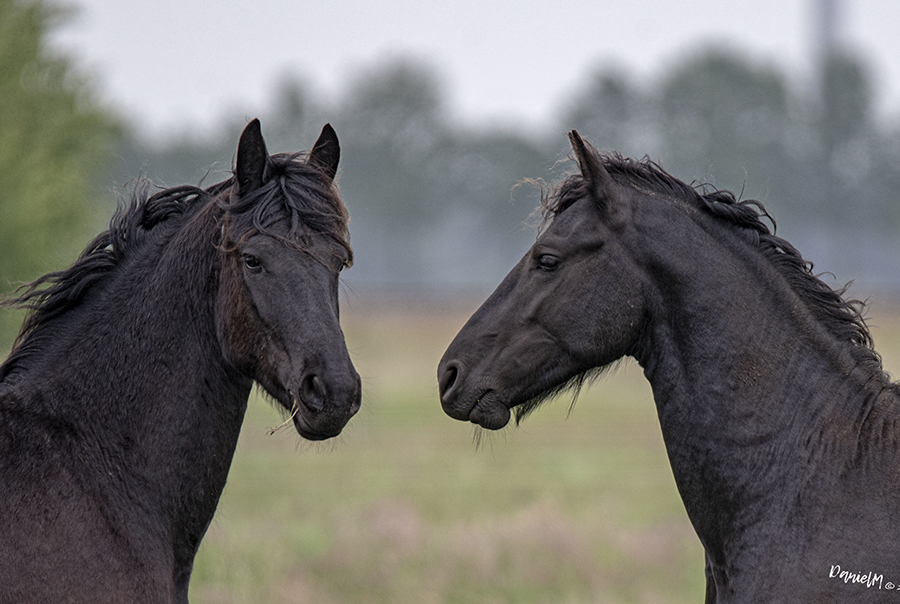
335 60 450 286
819 52 872 155
657 50 793 204
561 66 657 158
804 51 900 283
0 0 119 343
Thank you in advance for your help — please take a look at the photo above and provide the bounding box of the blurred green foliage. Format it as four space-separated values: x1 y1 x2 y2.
0 0 119 344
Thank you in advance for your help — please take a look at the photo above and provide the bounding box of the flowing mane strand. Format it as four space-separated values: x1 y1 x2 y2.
543 146 891 385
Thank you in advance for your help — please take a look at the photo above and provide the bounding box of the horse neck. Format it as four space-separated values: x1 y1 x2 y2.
631 211 898 555
4 203 251 562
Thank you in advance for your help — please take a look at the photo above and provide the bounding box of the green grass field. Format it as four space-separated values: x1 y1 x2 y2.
184 295 900 604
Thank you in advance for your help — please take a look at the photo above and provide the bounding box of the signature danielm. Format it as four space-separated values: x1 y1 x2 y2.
829 565 900 591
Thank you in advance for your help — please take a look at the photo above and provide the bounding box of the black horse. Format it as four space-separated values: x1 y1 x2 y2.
439 132 900 602
0 120 360 604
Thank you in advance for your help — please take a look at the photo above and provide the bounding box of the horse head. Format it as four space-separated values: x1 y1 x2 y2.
438 132 647 430
216 120 360 440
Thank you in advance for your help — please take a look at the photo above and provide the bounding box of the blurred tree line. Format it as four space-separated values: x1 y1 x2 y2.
0 0 118 342
4 0 900 347
112 49 900 292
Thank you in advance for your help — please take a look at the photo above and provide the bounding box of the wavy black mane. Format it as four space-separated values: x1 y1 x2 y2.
542 148 891 386
3 184 206 345
2 151 350 364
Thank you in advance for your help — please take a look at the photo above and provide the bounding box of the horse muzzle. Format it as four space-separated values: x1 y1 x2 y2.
289 369 361 440
438 359 512 430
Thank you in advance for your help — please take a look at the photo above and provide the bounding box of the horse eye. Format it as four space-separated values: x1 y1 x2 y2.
537 254 560 271
242 253 262 272
335 250 351 272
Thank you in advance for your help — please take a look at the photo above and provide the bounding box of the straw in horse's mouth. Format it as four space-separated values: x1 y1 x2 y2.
267 395 300 436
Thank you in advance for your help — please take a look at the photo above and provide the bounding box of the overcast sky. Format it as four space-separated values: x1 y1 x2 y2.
51 0 900 141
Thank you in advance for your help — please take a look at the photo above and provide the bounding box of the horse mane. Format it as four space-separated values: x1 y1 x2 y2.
542 147 892 387
2 183 207 347
2 151 350 377
215 152 352 264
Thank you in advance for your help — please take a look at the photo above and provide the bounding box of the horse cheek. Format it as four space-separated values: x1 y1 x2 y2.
579 255 645 365
215 263 264 377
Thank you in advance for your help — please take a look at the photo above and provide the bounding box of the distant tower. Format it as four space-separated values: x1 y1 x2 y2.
815 0 840 58
812 0 843 122
812 0 867 151
813 0 842 81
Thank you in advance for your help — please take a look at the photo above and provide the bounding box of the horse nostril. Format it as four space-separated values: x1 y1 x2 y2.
439 361 461 399
300 374 327 412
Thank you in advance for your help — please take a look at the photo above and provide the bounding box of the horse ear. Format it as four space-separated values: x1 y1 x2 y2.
308 123 340 182
568 130 614 194
236 118 268 197
569 130 629 226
